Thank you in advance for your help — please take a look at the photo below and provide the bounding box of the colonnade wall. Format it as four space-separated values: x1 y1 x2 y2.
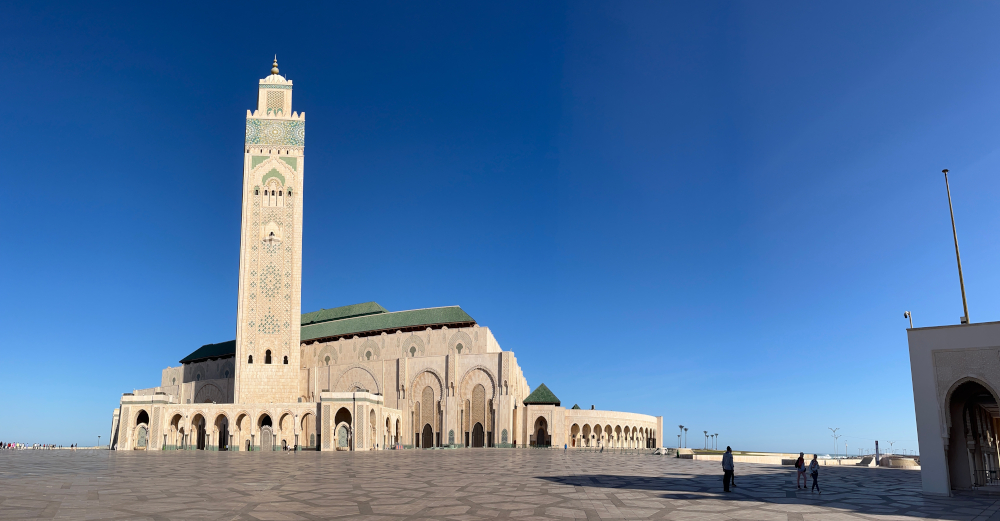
112 398 317 451
519 405 660 449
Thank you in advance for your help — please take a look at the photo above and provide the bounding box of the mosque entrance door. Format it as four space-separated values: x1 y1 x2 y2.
472 423 485 448
260 426 273 451
536 426 549 447
136 427 148 450
337 425 349 450
422 425 433 448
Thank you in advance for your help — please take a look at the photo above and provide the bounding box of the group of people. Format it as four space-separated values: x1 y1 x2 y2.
720 447 821 494
0 442 81 450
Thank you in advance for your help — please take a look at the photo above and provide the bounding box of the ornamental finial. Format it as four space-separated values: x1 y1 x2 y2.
271 55 279 75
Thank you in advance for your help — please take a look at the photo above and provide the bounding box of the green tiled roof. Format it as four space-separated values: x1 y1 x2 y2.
179 303 477 363
523 383 560 406
179 340 237 364
571 404 581 409
300 306 475 342
301 302 388 326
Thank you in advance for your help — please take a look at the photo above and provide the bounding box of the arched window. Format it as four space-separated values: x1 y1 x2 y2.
265 350 272 364
262 179 285 208
324 355 331 366
283 355 288 365
171 377 176 385
224 369 230 378
248 355 253 364
456 343 463 354
196 374 201 381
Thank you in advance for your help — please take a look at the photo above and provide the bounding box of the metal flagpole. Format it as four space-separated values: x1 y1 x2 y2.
943 169 970 324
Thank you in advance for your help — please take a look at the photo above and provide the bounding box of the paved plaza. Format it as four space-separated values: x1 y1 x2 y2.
1 450 998 521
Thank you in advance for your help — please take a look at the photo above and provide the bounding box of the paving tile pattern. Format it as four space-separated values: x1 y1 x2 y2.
1 450 999 520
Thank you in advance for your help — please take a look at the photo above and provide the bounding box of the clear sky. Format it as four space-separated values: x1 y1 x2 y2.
2 1 999 454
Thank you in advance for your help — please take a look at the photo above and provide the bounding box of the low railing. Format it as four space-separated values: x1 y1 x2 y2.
974 469 1000 488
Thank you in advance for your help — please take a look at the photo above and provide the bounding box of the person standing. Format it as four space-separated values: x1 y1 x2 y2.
722 446 735 492
795 452 807 489
809 454 821 493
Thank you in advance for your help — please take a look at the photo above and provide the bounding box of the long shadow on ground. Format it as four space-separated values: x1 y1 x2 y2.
539 470 997 521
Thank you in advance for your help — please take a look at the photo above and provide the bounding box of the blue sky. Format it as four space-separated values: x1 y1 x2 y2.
2 1 1000 454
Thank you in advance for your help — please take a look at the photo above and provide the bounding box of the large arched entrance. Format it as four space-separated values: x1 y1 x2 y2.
948 380 1000 489
259 414 273 451
215 414 229 451
533 417 549 447
335 407 352 450
472 422 485 448
134 410 149 450
422 424 434 448
192 414 207 450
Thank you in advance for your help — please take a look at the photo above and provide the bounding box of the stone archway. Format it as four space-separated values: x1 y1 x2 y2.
259 414 273 451
192 414 207 450
334 407 352 450
134 410 149 450
947 379 1000 489
533 417 549 447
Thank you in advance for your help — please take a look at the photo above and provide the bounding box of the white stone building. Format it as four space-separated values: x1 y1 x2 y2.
909 321 1000 494
109 60 662 453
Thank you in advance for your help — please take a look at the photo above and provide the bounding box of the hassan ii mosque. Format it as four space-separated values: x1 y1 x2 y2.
109 59 663 453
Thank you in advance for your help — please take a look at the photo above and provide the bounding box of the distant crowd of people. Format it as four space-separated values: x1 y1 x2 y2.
721 447 821 494
1 442 83 450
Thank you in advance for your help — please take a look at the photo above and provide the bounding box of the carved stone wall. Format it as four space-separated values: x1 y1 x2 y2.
933 347 1000 438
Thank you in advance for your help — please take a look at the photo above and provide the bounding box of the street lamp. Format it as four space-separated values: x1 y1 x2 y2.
704 431 708 450
683 428 688 448
98 435 101 449
829 428 840 458
678 425 684 449
714 433 718 450
904 311 913 329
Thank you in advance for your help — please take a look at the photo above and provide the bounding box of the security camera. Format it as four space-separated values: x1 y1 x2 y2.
903 311 910 318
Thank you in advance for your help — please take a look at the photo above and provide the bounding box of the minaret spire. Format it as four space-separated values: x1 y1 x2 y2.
271 55 279 75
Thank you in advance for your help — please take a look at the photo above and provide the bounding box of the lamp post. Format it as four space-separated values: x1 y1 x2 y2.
714 433 718 450
683 428 687 448
98 435 101 449
943 169 970 324
704 431 708 450
829 427 840 458
678 425 684 449
904 311 913 329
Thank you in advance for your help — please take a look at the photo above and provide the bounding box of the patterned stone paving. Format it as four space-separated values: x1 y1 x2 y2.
1 450 999 520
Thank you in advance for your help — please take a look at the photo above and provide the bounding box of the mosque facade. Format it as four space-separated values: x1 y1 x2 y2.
109 60 662 453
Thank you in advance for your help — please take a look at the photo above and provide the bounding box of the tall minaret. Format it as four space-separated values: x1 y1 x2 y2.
234 57 305 404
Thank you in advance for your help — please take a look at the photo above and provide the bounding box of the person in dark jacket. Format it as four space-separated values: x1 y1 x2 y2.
722 446 734 492
809 454 821 493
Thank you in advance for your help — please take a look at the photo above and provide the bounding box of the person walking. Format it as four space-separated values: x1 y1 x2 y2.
722 446 735 492
809 454 821 493
795 452 807 489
